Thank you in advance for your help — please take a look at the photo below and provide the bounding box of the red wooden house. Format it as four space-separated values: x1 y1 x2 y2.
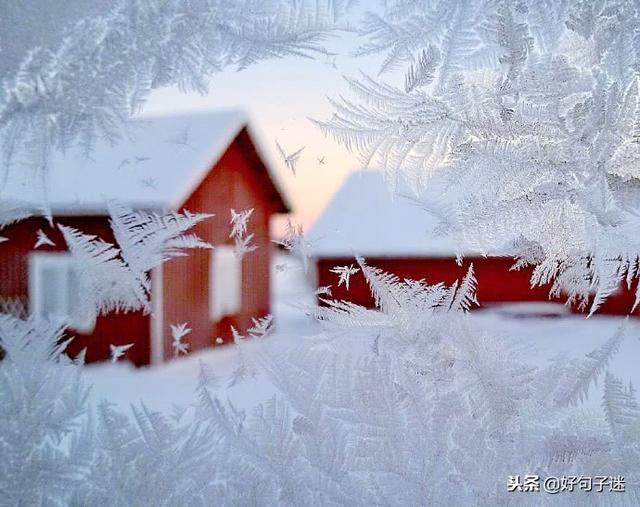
309 170 638 316
0 111 290 365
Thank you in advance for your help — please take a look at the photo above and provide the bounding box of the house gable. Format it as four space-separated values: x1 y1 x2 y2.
159 131 282 358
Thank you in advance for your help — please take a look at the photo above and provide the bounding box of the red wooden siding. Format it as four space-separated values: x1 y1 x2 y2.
0 216 150 365
160 129 279 359
316 256 640 316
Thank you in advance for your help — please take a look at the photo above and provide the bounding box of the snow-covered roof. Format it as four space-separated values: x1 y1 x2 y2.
2 110 289 214
309 170 468 258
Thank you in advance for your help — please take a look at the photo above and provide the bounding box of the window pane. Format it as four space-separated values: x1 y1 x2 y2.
67 267 82 324
210 246 242 321
30 254 93 331
40 265 68 317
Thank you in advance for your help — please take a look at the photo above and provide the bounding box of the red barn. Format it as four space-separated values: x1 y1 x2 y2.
309 170 638 316
0 110 289 365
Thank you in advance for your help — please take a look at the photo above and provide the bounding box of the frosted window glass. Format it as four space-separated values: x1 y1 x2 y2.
29 253 94 332
210 245 242 321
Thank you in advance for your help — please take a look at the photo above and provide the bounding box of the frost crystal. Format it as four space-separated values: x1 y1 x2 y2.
34 229 55 249
317 0 640 313
2 2 640 504
273 219 313 273
229 208 257 258
314 285 333 296
329 264 360 290
0 0 351 216
247 315 274 339
276 140 305 175
109 343 133 363
58 203 213 319
170 323 191 357
229 208 254 239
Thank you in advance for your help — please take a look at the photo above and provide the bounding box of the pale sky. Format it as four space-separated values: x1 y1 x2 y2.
143 31 386 236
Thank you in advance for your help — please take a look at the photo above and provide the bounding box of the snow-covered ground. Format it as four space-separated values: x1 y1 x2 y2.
473 307 638 412
85 253 640 416
84 253 320 413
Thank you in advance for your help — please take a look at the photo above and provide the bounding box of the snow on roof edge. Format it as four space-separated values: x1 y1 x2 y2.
10 109 291 216
164 109 246 210
308 169 475 259
138 108 291 214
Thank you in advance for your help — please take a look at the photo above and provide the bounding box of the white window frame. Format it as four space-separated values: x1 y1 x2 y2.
28 252 95 333
150 264 164 365
209 245 242 321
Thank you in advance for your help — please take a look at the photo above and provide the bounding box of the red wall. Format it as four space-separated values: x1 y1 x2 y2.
316 256 640 316
160 129 279 359
0 216 150 365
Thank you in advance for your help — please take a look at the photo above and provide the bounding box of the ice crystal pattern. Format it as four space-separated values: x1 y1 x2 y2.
58 201 212 321
110 343 133 363
273 218 313 273
276 140 306 175
329 264 360 290
2 261 639 504
316 0 640 314
229 208 258 258
171 323 191 357
0 0 353 215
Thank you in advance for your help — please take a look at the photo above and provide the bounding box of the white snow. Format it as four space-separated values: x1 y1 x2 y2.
476 311 639 411
308 169 472 258
85 252 319 412
2 110 289 214
85 253 640 417
477 301 571 318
